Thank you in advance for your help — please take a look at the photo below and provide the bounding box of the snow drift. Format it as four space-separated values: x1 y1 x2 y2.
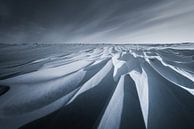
0 43 194 129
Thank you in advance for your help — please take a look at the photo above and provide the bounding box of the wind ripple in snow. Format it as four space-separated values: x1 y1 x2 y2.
0 44 194 129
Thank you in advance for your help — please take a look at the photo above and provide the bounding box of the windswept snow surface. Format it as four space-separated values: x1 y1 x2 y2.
0 43 194 129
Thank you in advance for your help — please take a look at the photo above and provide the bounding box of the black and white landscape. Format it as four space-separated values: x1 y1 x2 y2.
0 43 194 129
1 0 194 128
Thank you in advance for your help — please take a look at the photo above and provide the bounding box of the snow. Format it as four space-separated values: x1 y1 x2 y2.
0 43 194 129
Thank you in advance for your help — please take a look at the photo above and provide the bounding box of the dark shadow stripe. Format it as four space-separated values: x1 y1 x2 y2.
0 85 10 96
119 75 146 129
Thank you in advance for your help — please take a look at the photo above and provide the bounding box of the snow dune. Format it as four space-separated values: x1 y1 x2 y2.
0 43 194 129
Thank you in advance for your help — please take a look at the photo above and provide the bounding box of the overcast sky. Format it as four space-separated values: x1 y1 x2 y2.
0 0 194 44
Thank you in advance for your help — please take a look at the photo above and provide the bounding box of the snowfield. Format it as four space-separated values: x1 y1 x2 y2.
0 43 194 129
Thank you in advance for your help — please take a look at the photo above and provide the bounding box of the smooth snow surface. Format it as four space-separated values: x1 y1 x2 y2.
0 43 194 129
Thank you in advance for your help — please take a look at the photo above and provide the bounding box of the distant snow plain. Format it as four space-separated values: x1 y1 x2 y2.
0 43 194 129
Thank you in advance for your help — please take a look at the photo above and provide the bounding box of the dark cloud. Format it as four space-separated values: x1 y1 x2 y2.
0 0 193 43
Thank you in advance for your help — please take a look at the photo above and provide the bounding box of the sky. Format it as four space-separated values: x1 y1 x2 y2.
0 0 194 44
